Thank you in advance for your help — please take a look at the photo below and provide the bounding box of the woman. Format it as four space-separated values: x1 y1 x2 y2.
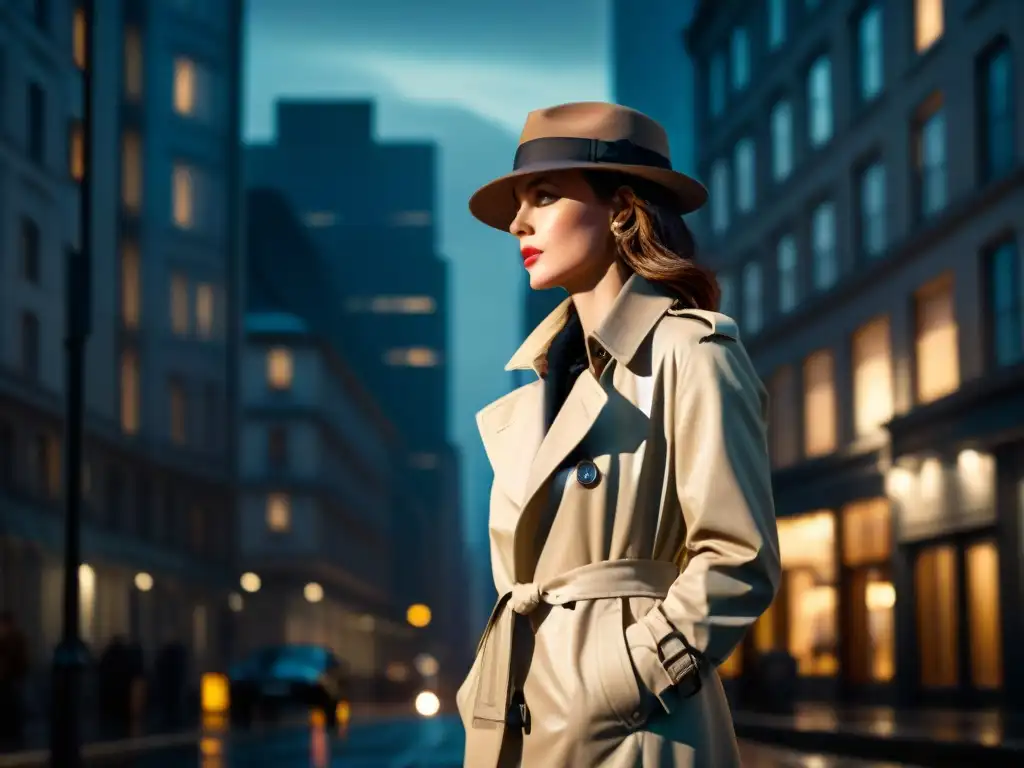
458 102 780 768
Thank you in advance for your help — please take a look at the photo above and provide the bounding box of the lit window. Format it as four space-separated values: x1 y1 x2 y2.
803 349 836 457
708 51 726 118
195 283 214 338
777 234 798 313
170 273 189 335
965 540 1002 689
266 493 291 532
710 159 730 234
770 99 793 182
857 5 884 102
169 378 187 444
370 296 437 314
73 8 86 70
807 55 833 147
69 120 84 181
120 349 140 434
768 365 799 467
858 162 887 258
767 0 786 50
914 0 943 53
852 315 894 436
391 211 432 227
811 200 837 291
733 137 755 213
172 164 195 228
173 57 196 116
123 27 143 101
121 131 142 212
121 242 141 328
267 348 293 390
741 261 763 335
913 93 947 219
914 273 959 403
915 544 958 687
730 27 750 92
385 348 440 367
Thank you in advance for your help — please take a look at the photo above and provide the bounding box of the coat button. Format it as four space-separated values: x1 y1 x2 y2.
575 460 600 488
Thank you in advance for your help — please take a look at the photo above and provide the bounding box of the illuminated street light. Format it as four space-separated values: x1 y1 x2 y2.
133 572 153 592
414 654 439 677
240 572 261 593
415 690 440 718
406 603 431 628
303 582 324 603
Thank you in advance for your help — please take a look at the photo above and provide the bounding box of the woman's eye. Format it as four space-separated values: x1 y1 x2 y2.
534 191 558 205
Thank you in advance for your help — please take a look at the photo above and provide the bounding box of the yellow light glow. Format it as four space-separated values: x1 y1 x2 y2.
415 690 440 717
240 572 261 593
406 603 432 628
200 673 229 714
134 572 153 592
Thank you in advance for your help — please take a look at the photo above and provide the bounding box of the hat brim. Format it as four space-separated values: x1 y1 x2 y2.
468 161 708 231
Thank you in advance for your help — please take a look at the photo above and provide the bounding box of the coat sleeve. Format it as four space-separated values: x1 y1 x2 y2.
625 333 781 714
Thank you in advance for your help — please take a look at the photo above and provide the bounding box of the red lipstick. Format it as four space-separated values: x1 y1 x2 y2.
521 246 542 268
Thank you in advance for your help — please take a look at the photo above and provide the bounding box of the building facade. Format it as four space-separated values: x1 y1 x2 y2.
240 188 441 689
686 0 1024 708
0 0 244 685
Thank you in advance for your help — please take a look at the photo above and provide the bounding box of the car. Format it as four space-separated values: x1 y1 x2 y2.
228 644 348 727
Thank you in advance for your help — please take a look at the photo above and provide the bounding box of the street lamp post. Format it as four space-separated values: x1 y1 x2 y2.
50 1 95 765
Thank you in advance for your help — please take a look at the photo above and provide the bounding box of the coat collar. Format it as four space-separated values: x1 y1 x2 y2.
504 273 677 376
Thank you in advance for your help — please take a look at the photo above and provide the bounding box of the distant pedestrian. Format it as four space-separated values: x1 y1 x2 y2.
0 611 29 752
96 636 144 740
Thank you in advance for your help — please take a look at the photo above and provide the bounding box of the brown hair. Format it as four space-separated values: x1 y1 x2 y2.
582 170 720 311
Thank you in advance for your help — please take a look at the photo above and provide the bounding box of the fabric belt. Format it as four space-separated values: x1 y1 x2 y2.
471 558 680 728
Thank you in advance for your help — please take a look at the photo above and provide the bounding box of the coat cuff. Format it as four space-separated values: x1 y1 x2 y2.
625 610 699 714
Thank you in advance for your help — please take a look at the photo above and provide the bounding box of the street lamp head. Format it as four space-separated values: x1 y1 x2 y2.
303 582 323 603
134 572 153 592
406 603 431 628
240 572 261 593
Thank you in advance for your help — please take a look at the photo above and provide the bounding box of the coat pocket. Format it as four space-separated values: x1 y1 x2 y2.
594 598 647 729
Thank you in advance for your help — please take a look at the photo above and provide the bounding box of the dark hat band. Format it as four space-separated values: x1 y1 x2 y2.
512 137 672 173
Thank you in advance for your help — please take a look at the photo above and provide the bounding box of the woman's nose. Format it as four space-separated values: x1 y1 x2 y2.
509 205 533 237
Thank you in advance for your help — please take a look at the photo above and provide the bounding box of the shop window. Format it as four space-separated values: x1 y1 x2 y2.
851 315 894 436
915 544 958 688
842 499 895 683
914 273 959 403
776 511 838 676
803 349 837 457
966 540 1002 689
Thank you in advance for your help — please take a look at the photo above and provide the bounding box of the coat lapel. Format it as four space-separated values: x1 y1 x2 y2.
476 381 545 505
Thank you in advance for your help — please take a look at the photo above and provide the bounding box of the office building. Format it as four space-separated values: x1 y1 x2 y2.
0 0 244 678
686 0 1023 707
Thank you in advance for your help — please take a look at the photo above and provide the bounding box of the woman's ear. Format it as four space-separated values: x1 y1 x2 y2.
610 186 636 228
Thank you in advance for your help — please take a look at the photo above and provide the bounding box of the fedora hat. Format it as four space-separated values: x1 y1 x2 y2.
469 101 707 231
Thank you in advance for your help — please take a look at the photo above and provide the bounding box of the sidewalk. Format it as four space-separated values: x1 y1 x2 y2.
733 703 1024 766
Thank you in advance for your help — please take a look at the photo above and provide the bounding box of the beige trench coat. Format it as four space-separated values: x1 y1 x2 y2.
457 274 781 768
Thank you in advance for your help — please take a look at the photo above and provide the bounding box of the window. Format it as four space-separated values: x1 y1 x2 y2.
69 120 84 181
369 296 436 314
384 348 440 367
734 137 756 213
266 493 291 532
742 261 763 335
776 512 838 676
718 274 736 317
710 159 730 234
20 217 40 284
914 0 944 54
391 210 431 227
777 234 798 313
174 57 197 116
914 273 960 403
124 27 143 100
770 99 793 182
28 83 45 164
987 238 1023 367
170 273 190 335
731 27 750 92
121 242 140 328
803 349 836 457
202 382 220 449
851 316 894 436
811 200 837 291
169 378 187 444
121 131 142 212
965 540 1002 689
73 8 86 70
172 164 195 228
915 544 957 687
709 51 726 118
978 41 1015 183
913 93 947 219
856 5 884 103
20 312 40 381
120 349 140 434
858 162 886 258
767 0 786 50
768 365 799 467
267 427 288 469
807 55 833 147
195 283 214 338
267 348 293 390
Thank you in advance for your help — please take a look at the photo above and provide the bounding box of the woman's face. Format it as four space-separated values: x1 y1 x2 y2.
509 170 618 292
